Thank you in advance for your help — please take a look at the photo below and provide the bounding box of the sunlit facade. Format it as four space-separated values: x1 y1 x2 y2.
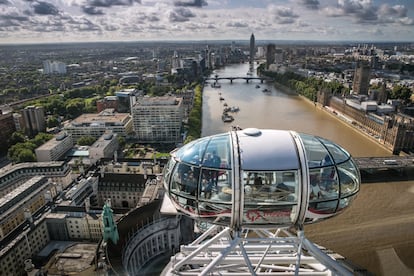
132 96 184 144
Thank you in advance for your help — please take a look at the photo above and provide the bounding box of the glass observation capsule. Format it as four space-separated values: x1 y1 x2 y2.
163 128 360 229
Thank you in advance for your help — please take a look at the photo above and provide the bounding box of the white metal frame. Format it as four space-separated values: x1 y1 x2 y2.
165 225 353 276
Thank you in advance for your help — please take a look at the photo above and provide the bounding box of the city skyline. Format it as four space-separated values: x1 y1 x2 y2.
0 0 413 44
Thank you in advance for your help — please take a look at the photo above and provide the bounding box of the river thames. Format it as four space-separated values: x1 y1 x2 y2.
201 63 414 275
202 64 391 158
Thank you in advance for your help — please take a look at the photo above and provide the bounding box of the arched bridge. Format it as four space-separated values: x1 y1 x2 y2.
205 76 271 84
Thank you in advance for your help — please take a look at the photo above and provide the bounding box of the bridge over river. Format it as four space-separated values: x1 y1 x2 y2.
354 156 414 182
204 76 271 83
354 156 414 170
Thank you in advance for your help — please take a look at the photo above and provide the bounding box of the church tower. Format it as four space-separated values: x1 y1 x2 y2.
102 199 119 244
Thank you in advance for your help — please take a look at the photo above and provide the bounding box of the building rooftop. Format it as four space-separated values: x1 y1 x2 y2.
35 132 71 151
67 110 130 127
42 242 98 275
0 161 66 178
91 133 117 149
0 176 48 218
135 96 181 106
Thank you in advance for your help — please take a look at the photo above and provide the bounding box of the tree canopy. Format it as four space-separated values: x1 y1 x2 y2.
7 132 53 163
77 136 97 146
185 84 202 144
390 85 412 104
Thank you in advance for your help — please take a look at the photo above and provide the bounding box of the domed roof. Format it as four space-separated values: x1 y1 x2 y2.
163 128 360 229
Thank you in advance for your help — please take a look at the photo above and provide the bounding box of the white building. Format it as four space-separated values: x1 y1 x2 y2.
89 132 119 165
43 60 67 74
65 213 103 241
132 96 184 144
35 132 74 162
64 109 132 142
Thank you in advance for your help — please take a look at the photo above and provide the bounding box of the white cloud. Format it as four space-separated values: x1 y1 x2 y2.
0 0 413 43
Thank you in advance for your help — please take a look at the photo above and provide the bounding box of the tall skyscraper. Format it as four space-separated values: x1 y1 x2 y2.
266 44 276 69
249 33 255 65
353 61 371 95
172 51 179 69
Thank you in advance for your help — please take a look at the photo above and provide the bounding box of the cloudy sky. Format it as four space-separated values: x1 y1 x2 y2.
0 0 413 44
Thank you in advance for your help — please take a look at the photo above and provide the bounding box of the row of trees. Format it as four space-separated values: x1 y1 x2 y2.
390 85 412 104
259 66 413 105
185 84 203 144
260 68 349 102
26 85 109 120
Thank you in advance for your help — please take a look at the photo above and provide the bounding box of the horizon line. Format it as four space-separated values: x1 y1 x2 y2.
0 39 413 47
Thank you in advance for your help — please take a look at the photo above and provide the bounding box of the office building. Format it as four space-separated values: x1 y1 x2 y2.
352 61 371 95
0 161 73 197
275 48 284 64
266 44 276 69
21 105 46 137
98 173 153 209
35 132 74 162
115 88 140 113
174 89 194 116
64 109 133 142
0 218 50 276
132 96 184 144
257 46 265 58
66 214 102 241
89 132 119 165
0 176 53 239
64 176 98 206
171 51 180 71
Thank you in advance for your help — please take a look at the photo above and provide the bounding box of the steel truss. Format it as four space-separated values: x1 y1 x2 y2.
164 225 353 276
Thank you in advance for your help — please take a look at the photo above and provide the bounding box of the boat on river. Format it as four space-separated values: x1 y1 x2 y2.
262 88 270 93
230 106 240 112
211 82 221 88
222 113 234 123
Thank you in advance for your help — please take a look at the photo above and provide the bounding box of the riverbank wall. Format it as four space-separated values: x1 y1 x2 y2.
272 81 395 155
271 81 414 276
273 82 298 95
